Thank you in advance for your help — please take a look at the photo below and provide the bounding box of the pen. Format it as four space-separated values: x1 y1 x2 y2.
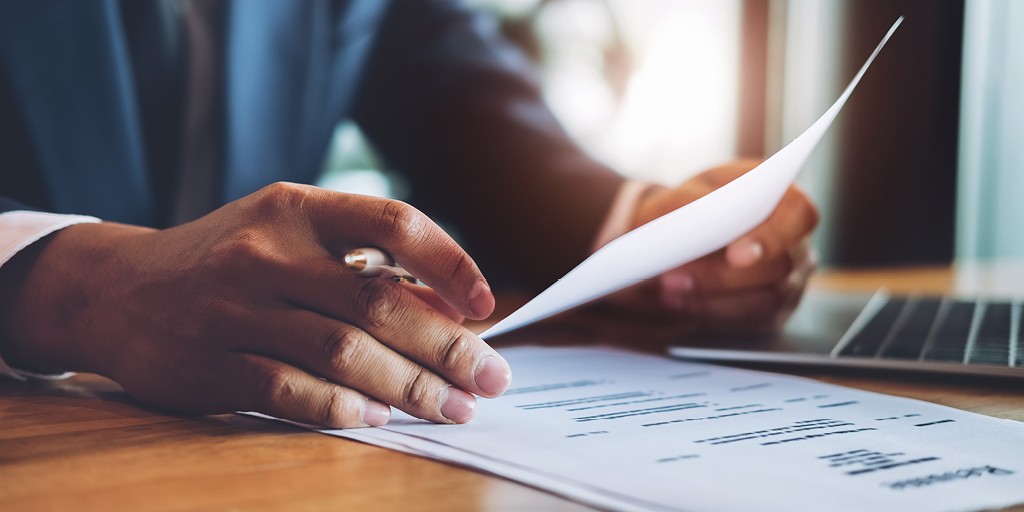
343 247 421 285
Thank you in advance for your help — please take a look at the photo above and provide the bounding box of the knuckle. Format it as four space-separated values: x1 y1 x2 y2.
254 367 296 405
793 188 820 229
355 279 403 329
322 326 367 375
253 181 307 217
440 251 472 284
320 387 359 427
378 200 426 246
438 330 474 372
804 202 820 230
402 368 437 412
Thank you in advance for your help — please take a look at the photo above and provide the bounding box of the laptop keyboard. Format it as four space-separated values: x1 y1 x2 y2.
836 296 1022 367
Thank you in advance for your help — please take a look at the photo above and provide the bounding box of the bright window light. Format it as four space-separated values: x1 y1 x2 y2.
534 0 742 185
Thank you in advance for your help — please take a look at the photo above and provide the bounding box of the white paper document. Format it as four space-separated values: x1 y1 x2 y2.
320 346 1024 512
482 18 904 339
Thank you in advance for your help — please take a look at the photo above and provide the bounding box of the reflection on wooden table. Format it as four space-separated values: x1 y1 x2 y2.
1 266 1021 511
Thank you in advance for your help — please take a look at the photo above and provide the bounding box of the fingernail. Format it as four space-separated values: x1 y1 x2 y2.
729 240 763 267
474 355 512 396
362 401 391 427
469 280 494 319
440 386 476 423
662 272 695 294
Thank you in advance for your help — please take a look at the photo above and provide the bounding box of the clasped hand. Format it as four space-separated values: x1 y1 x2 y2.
606 159 819 336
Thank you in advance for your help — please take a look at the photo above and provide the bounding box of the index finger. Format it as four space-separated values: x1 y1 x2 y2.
288 185 494 320
725 185 819 268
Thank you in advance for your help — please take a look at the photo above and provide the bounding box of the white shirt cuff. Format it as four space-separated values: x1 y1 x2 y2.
0 210 100 381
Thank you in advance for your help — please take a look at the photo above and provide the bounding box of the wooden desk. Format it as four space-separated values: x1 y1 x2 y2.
2 267 1022 511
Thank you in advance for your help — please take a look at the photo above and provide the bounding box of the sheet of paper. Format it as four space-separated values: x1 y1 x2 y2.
481 17 903 339
315 346 1024 512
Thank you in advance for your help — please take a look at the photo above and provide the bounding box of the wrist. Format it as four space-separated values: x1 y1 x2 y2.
0 222 153 376
593 181 665 252
628 184 671 230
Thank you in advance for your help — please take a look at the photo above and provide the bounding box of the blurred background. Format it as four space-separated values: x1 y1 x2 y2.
318 0 1024 270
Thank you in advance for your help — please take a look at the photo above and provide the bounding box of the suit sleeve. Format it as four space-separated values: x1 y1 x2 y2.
352 0 624 291
0 197 37 213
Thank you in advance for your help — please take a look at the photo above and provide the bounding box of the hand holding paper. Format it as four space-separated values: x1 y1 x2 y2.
482 17 905 339
615 159 817 334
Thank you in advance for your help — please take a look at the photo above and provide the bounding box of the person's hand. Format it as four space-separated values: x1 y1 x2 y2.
0 183 511 428
603 159 818 337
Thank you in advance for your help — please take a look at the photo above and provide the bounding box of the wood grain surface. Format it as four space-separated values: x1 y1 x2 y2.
1 267 1022 511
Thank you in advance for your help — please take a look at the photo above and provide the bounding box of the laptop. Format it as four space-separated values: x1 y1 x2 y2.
668 290 1024 378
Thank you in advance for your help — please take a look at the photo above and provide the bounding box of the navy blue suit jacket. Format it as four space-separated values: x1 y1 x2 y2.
0 0 622 288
